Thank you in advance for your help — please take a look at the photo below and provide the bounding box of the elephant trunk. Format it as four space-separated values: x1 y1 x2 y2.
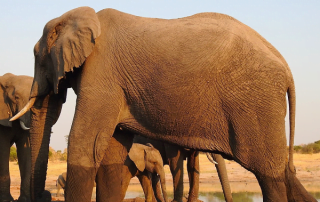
29 94 63 201
212 154 233 202
158 168 169 202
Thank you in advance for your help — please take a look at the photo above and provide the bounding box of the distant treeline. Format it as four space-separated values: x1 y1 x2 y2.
9 146 68 162
9 140 320 162
293 140 320 154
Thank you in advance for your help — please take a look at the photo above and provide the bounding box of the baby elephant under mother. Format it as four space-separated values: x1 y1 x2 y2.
12 6 316 202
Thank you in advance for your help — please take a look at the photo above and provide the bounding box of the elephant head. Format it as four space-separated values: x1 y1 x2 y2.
129 143 169 202
9 7 101 201
8 5 101 199
0 73 33 129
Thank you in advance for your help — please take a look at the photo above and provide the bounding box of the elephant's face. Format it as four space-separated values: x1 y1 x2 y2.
30 7 101 99
0 73 33 128
128 143 164 174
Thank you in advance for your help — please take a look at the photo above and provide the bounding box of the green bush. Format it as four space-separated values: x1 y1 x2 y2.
48 150 53 160
294 145 302 153
301 144 315 154
294 140 320 154
60 152 68 161
9 146 17 161
312 143 320 153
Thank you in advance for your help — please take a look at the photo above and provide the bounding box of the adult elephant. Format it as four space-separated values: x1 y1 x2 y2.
12 7 316 202
0 73 32 202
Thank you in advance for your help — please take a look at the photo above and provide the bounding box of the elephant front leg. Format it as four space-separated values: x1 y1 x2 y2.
15 130 31 202
65 97 122 202
0 129 14 202
66 128 114 202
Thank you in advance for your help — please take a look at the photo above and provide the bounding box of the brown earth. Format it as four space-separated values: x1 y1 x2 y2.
9 153 320 201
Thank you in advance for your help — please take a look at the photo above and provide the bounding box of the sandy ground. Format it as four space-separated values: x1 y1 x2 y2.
8 153 320 201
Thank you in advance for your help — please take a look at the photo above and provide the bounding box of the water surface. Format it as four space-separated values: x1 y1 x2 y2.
124 182 320 202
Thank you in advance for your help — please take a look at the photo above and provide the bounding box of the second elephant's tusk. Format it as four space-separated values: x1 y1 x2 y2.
206 153 218 164
10 97 36 121
20 120 30 130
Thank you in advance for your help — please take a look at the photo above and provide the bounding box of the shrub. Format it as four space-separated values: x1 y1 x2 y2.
312 143 320 153
293 145 302 153
9 146 18 161
301 144 314 154
48 150 53 160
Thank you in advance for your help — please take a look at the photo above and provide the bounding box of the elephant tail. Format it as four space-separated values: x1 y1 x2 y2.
287 79 296 174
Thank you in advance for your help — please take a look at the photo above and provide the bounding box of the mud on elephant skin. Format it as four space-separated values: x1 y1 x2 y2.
0 73 33 202
12 6 316 202
56 172 96 197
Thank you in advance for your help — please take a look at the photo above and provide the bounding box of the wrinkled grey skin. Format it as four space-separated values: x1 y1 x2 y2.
13 7 316 202
0 73 32 202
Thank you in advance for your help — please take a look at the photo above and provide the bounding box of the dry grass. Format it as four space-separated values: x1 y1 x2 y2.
8 153 320 201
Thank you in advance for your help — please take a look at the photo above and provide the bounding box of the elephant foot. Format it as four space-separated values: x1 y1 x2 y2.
0 194 14 202
34 190 51 202
17 195 31 202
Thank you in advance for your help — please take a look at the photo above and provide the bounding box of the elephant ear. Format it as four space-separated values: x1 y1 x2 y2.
48 6 101 94
0 83 12 127
129 143 146 172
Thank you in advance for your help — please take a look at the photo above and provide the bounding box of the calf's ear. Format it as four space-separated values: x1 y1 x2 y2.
129 144 146 172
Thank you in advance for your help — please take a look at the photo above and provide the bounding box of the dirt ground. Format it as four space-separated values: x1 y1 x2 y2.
8 153 320 201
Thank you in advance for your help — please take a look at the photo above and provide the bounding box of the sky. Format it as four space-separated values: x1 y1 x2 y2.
0 1 319 151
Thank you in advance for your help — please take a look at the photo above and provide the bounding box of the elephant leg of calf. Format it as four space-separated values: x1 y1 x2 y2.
0 131 14 202
138 172 157 202
186 150 199 202
152 174 164 202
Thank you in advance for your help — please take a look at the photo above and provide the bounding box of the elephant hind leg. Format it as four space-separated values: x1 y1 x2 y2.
284 164 317 202
255 171 287 202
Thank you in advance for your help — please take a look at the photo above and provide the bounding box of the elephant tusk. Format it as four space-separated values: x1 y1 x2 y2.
20 120 30 130
206 153 218 164
10 97 36 121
